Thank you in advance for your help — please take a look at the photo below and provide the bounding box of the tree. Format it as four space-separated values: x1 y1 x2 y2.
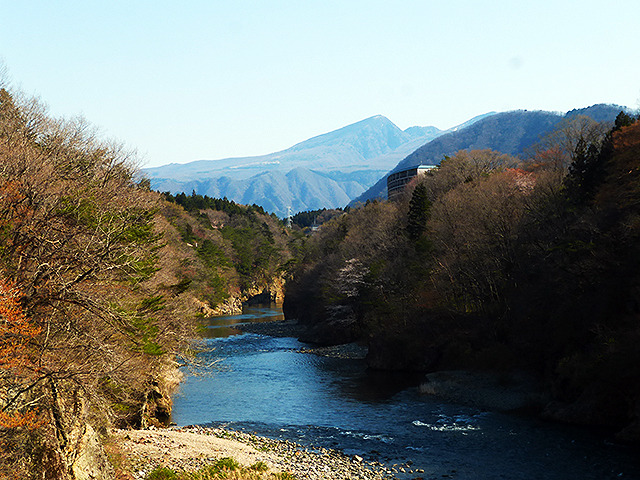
563 137 603 204
595 117 640 212
564 111 638 206
0 83 179 477
429 168 532 311
529 114 609 172
423 149 517 201
0 278 45 479
406 182 430 241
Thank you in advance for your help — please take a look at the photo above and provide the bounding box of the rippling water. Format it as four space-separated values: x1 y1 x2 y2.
172 306 640 479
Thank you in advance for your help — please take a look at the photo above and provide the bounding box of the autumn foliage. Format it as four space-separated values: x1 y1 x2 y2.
0 80 202 476
0 278 44 431
0 279 40 374
0 278 46 476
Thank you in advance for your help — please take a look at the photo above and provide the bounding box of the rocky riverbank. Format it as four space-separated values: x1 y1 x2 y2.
109 425 419 479
237 319 368 360
237 318 306 338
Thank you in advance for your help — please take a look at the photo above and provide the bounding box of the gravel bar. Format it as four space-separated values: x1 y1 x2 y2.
112 425 423 479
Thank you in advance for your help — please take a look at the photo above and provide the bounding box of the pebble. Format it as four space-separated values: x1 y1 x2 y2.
118 425 400 480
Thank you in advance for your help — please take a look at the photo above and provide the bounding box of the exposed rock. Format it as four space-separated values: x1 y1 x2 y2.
298 342 369 360
71 424 114 480
244 276 285 305
38 383 115 479
142 361 183 428
205 276 286 316
207 296 243 316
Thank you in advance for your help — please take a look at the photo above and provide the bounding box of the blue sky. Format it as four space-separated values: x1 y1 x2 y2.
1 0 638 167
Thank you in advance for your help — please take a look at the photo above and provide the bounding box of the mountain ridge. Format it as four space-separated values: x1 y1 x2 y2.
350 104 628 206
146 107 626 217
144 114 470 215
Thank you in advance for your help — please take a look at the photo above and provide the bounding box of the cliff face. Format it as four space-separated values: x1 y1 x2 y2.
37 361 181 480
207 275 286 316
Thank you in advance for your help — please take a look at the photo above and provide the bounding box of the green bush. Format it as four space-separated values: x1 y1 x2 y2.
213 457 241 471
147 467 178 480
250 462 268 472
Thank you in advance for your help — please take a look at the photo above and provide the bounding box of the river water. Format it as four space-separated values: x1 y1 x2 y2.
172 305 640 479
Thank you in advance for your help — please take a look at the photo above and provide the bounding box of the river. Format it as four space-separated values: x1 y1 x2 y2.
172 305 640 479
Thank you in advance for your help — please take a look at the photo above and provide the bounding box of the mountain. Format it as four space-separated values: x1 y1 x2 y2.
351 104 627 205
144 115 487 217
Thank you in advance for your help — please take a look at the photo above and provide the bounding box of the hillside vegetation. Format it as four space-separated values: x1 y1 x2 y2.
159 191 300 313
0 85 294 478
352 104 625 205
285 112 640 441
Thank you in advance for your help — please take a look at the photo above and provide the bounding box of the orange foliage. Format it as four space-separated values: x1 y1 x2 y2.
0 277 45 433
527 147 567 172
0 278 41 373
0 410 45 431
613 121 640 151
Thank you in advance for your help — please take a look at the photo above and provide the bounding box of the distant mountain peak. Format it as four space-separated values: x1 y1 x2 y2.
144 112 503 216
404 125 442 139
286 115 408 159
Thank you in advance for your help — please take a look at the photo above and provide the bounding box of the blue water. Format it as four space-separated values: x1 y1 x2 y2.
172 306 640 479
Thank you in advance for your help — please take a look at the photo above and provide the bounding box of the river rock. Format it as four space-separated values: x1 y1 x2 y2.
541 383 631 431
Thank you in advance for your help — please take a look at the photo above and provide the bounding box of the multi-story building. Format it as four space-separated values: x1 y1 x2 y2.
387 165 436 199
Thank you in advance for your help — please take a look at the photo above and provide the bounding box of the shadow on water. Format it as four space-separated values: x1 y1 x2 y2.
327 360 424 403
200 305 285 338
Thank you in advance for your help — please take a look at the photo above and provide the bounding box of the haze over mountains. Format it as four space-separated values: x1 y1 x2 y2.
144 114 492 216
144 105 626 217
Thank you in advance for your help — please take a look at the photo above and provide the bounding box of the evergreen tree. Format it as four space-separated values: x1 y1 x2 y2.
406 182 431 241
564 138 603 204
565 112 637 205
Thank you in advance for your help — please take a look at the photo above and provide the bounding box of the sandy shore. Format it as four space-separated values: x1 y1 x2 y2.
110 425 413 479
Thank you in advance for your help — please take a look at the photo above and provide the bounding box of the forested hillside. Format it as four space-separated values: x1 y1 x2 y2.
352 104 625 204
159 192 300 313
0 85 295 477
0 85 189 477
285 112 640 441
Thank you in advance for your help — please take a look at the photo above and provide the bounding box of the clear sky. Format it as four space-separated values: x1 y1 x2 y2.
1 0 638 168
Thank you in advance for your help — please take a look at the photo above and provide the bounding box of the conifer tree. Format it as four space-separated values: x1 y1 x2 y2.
406 182 430 241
